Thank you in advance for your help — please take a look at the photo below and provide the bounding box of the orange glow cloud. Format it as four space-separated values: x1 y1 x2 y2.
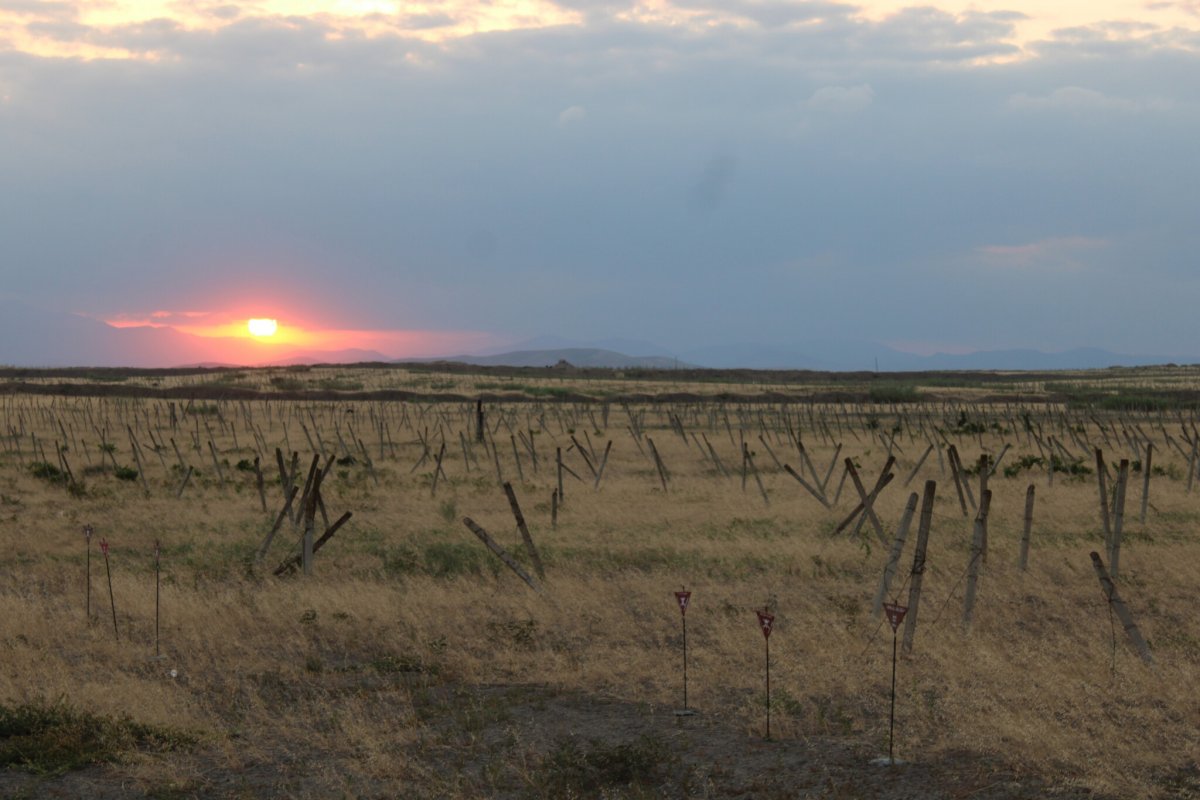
98 309 500 361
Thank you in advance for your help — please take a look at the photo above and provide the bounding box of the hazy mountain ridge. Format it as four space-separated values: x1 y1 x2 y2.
0 299 1183 371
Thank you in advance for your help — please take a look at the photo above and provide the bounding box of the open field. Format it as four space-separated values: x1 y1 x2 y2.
1 364 1199 798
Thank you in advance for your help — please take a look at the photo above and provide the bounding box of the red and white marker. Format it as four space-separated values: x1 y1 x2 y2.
675 590 691 615
883 603 908 633
99 538 109 557
756 609 775 639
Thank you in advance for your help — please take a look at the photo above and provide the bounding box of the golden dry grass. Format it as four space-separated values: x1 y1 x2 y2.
0 377 1198 797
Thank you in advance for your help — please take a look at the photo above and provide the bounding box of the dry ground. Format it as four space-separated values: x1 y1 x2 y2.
0 372 1198 798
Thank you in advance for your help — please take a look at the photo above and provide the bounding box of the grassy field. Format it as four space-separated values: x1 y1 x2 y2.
0 364 1198 798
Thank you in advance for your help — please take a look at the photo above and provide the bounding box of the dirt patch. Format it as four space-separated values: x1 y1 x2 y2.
0 683 1109 799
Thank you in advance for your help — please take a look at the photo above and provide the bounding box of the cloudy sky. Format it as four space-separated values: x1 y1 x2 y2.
2 0 1199 363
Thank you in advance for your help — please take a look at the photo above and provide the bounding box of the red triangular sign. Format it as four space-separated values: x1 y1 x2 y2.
883 603 908 632
675 591 691 614
756 609 774 639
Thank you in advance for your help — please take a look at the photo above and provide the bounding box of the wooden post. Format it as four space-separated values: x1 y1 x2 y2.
1089 552 1155 665
1018 484 1035 571
1140 443 1153 524
1095 448 1111 543
593 440 613 491
462 517 543 594
503 482 545 579
901 480 936 655
647 437 669 492
962 489 992 628
174 466 193 499
903 444 933 487
946 447 969 517
1111 459 1129 579
556 447 564 503
551 489 558 529
254 455 267 512
872 491 918 615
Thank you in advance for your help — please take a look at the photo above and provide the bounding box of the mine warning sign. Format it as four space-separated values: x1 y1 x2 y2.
883 603 908 632
675 590 691 614
756 609 775 638
100 539 109 557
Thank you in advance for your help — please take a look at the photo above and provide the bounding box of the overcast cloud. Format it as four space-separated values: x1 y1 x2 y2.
2 1 1199 362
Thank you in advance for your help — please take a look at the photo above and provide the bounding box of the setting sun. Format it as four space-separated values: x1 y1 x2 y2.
248 318 278 337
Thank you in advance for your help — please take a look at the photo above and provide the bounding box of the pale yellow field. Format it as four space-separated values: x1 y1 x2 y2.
0 372 1197 798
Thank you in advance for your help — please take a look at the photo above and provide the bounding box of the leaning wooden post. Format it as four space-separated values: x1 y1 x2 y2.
872 492 918 616
1018 484 1035 571
1139 443 1153 524
462 517 544 594
946 447 969 517
1111 459 1129 579
962 489 992 628
556 447 564 503
647 437 669 492
1089 552 1155 665
901 480 936 655
503 482 545 579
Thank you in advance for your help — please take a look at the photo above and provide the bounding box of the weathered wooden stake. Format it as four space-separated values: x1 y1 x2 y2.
901 481 936 654
1111 459 1129 579
1140 443 1153 524
962 489 992 628
462 517 543 594
1018 484 1035 571
1089 552 1155 666
503 482 545 579
872 492 918 616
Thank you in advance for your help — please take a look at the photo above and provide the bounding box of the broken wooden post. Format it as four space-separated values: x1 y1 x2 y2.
257 486 299 564
901 480 936 655
274 511 353 576
783 464 832 508
1018 484 1035 571
462 517 543 594
1089 551 1154 666
503 482 545 579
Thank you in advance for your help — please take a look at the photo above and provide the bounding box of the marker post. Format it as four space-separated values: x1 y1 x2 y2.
882 602 908 765
756 607 775 739
674 588 694 716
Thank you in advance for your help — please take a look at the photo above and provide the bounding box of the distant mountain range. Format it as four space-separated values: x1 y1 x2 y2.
0 299 1187 372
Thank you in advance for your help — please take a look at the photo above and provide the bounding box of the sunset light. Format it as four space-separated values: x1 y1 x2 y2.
248 318 278 337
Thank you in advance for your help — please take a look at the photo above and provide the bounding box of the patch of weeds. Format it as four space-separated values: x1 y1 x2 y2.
299 609 318 624
28 462 66 484
113 466 139 482
532 734 673 797
270 377 305 391
1050 454 1092 478
1003 454 1044 478
335 454 357 466
235 459 256 472
317 378 364 391
0 699 194 776
438 499 457 523
868 382 923 403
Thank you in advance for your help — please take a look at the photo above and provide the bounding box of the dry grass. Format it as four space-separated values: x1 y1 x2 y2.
0 377 1198 797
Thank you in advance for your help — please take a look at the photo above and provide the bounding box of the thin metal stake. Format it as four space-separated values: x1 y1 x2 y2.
84 524 93 623
154 540 161 657
889 629 898 765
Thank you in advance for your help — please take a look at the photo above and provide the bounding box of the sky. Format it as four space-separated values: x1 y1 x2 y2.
2 0 1200 365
